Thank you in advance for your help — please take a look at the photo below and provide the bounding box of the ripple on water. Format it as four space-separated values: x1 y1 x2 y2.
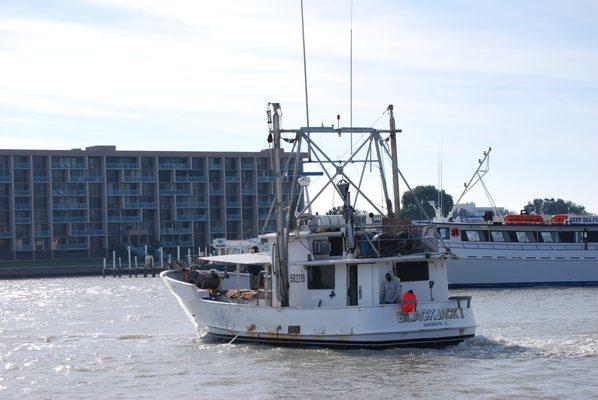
0 279 597 400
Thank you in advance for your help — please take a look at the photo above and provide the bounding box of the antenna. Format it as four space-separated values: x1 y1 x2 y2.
349 0 354 154
300 0 312 161
440 123 443 216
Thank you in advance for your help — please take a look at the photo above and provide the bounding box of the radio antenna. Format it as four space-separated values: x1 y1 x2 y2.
300 0 312 161
349 0 354 154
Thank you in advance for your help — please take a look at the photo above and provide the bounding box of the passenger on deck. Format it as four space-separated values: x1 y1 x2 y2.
379 273 401 304
248 246 264 290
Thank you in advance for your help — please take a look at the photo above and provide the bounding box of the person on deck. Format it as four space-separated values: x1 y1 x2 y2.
379 272 401 304
248 246 264 290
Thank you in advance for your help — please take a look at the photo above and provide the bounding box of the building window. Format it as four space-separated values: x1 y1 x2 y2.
306 265 335 290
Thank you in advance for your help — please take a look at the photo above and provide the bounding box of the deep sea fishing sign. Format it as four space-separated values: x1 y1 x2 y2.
397 307 465 325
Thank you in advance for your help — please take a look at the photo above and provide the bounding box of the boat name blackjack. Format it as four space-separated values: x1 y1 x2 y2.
397 307 465 323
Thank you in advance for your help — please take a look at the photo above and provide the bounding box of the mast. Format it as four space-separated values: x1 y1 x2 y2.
271 103 289 306
388 105 401 217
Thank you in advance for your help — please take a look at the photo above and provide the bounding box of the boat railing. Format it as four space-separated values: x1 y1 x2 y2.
444 241 598 252
353 224 442 258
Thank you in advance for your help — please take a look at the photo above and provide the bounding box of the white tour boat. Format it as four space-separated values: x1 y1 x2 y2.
424 214 598 287
419 148 598 287
162 104 476 347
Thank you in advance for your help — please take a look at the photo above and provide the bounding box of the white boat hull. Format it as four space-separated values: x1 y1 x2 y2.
446 254 598 287
162 271 476 348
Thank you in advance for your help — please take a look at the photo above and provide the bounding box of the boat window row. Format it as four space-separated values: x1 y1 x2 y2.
304 261 431 291
450 229 598 243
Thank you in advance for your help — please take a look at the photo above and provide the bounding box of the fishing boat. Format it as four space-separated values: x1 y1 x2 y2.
161 104 476 347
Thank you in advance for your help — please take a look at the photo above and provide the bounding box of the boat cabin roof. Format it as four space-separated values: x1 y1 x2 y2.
300 252 447 266
198 253 272 265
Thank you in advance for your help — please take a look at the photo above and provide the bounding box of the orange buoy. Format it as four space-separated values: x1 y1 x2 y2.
402 290 417 314
550 214 568 224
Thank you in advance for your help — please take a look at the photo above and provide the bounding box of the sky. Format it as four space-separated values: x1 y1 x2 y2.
1 0 597 214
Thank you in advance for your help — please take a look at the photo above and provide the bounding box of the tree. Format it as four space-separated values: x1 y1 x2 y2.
399 185 454 221
326 206 369 216
326 206 343 215
522 198 587 215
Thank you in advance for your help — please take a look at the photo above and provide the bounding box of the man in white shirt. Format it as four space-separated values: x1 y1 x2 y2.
379 272 401 304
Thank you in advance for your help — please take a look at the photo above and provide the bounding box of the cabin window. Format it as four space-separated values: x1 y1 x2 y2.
306 265 335 290
558 231 576 243
437 227 449 240
515 232 536 243
328 236 343 256
463 230 486 242
539 232 558 243
395 261 429 282
490 231 507 242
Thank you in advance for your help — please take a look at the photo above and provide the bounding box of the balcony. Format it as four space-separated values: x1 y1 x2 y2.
208 162 223 169
52 189 87 196
159 188 191 195
123 175 155 183
159 162 189 169
161 240 193 248
209 188 224 195
15 216 32 224
225 175 239 183
15 203 32 210
258 200 272 206
35 230 51 237
257 175 273 182
160 227 192 234
225 200 240 207
53 216 86 223
71 229 105 236
107 215 142 222
227 213 241 220
176 201 207 208
241 162 255 169
211 225 225 233
106 162 139 169
241 188 257 195
70 175 104 183
55 243 89 250
15 245 33 251
123 201 157 209
175 175 207 183
14 190 31 196
107 189 140 196
0 175 10 182
177 214 208 221
53 203 87 210
13 162 31 169
52 162 85 169
0 231 13 238
33 175 50 183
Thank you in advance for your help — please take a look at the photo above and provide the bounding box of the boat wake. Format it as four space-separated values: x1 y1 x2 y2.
448 334 597 359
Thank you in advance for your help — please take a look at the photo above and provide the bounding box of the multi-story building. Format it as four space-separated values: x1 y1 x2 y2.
0 146 302 260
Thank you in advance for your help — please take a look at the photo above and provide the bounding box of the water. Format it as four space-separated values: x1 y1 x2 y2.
1 277 596 399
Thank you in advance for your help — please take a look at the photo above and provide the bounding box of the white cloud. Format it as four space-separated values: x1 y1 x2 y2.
0 0 596 212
